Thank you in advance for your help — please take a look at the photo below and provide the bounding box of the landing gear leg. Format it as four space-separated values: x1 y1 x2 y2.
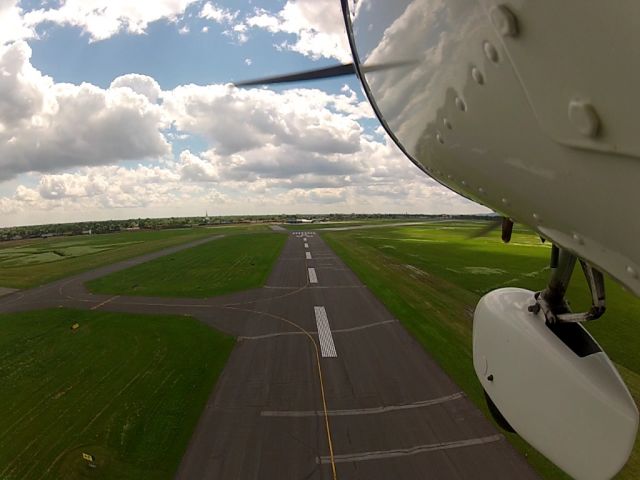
528 244 606 324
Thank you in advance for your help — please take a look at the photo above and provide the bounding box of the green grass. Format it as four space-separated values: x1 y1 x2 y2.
323 221 640 480
87 232 286 298
0 225 268 289
0 308 235 480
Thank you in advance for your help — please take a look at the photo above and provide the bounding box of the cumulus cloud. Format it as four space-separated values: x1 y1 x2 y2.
179 150 219 182
33 164 182 208
164 84 371 156
0 41 170 182
110 74 162 103
246 0 351 62
22 0 200 42
0 0 33 45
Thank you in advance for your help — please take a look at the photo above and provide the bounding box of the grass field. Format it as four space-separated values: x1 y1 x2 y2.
87 232 286 298
0 224 268 289
323 221 640 480
0 308 234 480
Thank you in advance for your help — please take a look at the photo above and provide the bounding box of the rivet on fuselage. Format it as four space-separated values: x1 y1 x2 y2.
483 41 499 63
627 266 639 279
443 118 452 129
455 97 467 112
490 5 519 37
471 67 484 85
568 101 600 138
572 233 584 245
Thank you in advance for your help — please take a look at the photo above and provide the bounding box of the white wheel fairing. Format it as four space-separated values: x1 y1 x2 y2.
342 0 640 296
473 288 638 480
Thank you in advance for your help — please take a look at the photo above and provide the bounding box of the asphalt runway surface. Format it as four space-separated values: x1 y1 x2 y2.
0 232 539 479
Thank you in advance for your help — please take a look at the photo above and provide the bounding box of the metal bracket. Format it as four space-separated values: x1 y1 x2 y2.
528 245 606 323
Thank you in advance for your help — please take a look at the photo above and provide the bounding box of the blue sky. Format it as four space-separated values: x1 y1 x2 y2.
28 1 354 91
0 0 486 226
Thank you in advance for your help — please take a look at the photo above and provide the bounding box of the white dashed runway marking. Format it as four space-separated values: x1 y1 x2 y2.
306 252 312 260
308 267 318 284
314 306 337 358
261 391 464 417
304 243 309 249
317 435 503 464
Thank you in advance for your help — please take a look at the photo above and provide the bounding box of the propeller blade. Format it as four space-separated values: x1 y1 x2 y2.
233 60 415 87
233 63 355 87
467 218 502 239
467 217 514 243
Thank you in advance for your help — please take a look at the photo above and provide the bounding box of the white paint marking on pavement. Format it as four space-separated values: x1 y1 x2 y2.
317 435 503 464
242 318 397 341
314 306 337 357
308 267 318 284
90 295 120 310
304 243 309 249
262 391 463 417
306 252 312 260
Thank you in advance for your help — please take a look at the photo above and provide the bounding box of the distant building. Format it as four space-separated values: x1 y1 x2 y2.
286 218 314 224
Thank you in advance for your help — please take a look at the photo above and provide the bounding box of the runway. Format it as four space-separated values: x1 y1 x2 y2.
0 231 539 479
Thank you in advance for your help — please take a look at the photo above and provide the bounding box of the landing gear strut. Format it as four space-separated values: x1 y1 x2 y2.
528 244 606 324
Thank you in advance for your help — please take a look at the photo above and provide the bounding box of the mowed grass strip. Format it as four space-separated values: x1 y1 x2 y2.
0 224 268 289
87 232 286 298
323 222 640 480
0 308 234 480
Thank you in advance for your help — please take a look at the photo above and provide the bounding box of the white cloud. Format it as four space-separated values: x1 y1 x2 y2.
163 84 372 156
110 74 162 103
246 0 351 62
179 150 219 182
22 0 200 42
0 0 34 45
199 2 237 24
244 58 252 66
0 41 170 182
198 1 247 43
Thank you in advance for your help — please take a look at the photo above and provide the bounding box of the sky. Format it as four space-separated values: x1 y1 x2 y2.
0 0 488 227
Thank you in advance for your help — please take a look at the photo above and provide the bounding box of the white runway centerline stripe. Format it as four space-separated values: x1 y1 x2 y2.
304 243 309 249
308 267 318 284
306 252 312 260
314 306 337 357
317 435 503 464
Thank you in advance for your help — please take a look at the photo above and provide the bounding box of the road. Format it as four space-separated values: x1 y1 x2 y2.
0 231 538 479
